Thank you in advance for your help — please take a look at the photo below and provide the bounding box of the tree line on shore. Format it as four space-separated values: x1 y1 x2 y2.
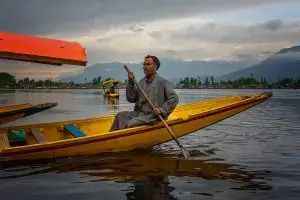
1 72 300 89
176 75 300 89
0 72 110 89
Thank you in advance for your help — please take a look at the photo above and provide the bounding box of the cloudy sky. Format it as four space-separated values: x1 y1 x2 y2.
1 0 300 79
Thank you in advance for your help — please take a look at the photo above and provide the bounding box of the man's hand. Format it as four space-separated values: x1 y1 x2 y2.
153 108 161 116
128 72 135 80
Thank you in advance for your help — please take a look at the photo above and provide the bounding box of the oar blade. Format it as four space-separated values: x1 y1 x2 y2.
181 147 191 159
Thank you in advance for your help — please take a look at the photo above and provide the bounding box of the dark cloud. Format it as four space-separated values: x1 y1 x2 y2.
1 0 299 74
233 53 257 59
149 32 163 40
262 19 283 31
0 0 298 36
128 25 145 33
158 19 300 44
97 37 113 44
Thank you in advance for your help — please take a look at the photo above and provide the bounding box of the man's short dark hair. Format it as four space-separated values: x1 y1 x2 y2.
145 55 160 70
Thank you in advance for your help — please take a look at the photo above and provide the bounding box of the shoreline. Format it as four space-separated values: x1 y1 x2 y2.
1 87 299 90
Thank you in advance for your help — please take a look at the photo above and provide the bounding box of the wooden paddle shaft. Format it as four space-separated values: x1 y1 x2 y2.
123 65 184 148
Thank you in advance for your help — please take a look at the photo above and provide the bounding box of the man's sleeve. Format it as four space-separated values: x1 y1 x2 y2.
126 79 139 103
158 81 179 117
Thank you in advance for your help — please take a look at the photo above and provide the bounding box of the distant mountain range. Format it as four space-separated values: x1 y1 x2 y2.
218 45 300 83
60 45 300 84
59 59 251 83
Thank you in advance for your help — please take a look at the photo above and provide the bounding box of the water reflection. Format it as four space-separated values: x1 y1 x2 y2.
103 96 119 111
0 151 272 199
126 176 177 200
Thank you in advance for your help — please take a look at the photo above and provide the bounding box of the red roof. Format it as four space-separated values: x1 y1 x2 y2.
0 31 87 66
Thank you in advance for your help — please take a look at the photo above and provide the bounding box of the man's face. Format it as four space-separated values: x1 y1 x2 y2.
143 57 156 77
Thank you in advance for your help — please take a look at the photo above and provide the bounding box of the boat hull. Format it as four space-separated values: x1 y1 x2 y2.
0 93 272 162
0 102 58 125
103 93 119 98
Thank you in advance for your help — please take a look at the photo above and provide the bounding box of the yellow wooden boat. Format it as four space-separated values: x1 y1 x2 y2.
101 79 120 98
0 102 58 125
104 92 120 98
0 92 272 162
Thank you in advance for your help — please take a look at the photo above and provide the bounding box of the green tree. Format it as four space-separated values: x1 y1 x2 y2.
197 77 201 86
97 76 102 83
205 77 209 86
23 77 30 87
92 78 98 85
29 79 35 88
210 76 214 86
36 80 44 87
220 80 227 86
0 72 16 87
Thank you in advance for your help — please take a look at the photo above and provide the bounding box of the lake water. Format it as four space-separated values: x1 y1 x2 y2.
0 89 299 200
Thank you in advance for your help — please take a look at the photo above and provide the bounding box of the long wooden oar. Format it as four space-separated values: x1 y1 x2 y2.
124 65 190 159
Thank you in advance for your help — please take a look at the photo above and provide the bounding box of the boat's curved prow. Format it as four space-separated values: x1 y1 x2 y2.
0 102 58 125
262 92 273 98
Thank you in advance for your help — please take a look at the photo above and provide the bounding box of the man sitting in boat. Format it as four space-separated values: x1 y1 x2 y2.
105 83 115 95
109 85 115 94
109 55 179 131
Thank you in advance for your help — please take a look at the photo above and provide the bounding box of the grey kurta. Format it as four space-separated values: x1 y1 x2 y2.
109 73 179 131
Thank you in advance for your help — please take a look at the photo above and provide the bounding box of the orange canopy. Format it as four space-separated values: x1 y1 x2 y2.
0 31 87 66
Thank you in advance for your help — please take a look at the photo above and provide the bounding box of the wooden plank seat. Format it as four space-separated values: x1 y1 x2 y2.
0 131 10 151
30 128 48 144
64 124 87 138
